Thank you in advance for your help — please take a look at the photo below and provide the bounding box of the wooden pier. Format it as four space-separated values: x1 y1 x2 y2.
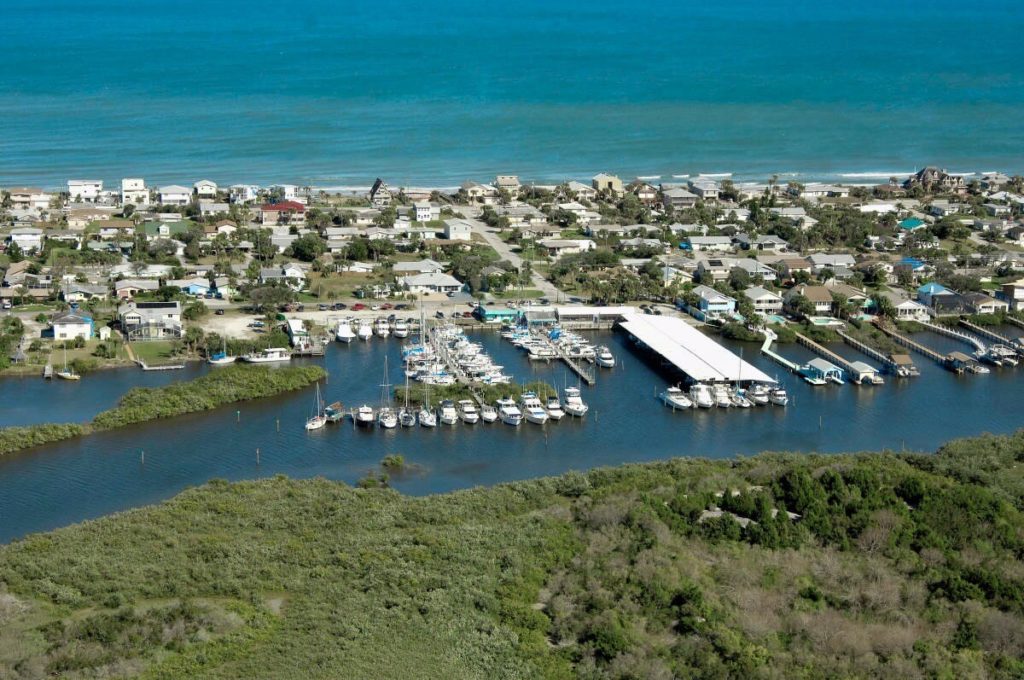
920 320 985 353
539 334 596 385
835 329 917 376
794 332 882 383
959 319 1023 353
873 321 962 372
760 329 801 374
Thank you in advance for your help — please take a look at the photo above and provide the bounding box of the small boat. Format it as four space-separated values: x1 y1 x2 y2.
496 397 523 426
660 386 692 410
545 396 565 420
393 320 409 338
438 400 459 425
208 338 236 365
594 346 615 368
712 384 732 408
689 383 714 408
731 390 753 408
519 392 549 425
378 407 398 428
355 405 375 426
335 320 355 343
480 404 498 423
374 317 390 338
305 383 327 430
241 347 291 363
42 364 53 379
562 387 588 417
457 399 480 424
747 384 770 406
324 401 345 423
399 408 417 427
769 388 789 406
356 321 373 341
55 347 80 380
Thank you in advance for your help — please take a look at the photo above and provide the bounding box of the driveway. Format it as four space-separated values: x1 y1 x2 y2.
461 210 564 300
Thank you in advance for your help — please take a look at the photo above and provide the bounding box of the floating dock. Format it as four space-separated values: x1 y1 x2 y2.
619 313 775 384
760 329 802 374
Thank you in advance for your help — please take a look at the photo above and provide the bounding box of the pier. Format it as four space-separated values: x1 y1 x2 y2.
760 329 802 374
959 319 1024 353
835 328 918 376
919 320 985 354
873 321 973 373
794 332 882 384
538 333 596 385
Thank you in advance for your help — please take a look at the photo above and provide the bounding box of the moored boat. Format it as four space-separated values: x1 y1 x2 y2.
660 386 692 410
519 392 549 425
545 396 565 420
480 404 498 423
595 346 615 368
457 399 480 424
241 347 291 363
438 400 459 425
335 320 355 343
496 397 523 426
562 387 589 417
689 383 714 408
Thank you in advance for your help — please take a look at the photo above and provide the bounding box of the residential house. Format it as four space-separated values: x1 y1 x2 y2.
414 202 441 223
260 201 306 226
158 185 192 206
777 257 813 280
984 203 1012 217
730 258 778 283
139 220 192 239
494 175 521 197
696 258 730 283
66 206 114 230
785 284 834 315
691 285 736 318
8 187 51 211
662 188 698 210
538 239 595 257
114 279 160 300
193 179 218 199
892 297 930 321
592 173 623 196
95 219 136 240
8 227 43 252
368 178 393 208
796 183 850 199
927 200 964 218
228 184 260 204
734 233 788 252
118 301 183 340
199 201 230 217
917 282 952 308
259 264 306 290
962 292 1009 315
566 180 597 201
631 182 659 205
770 207 817 230
460 181 498 205
443 219 473 241
120 178 149 206
687 179 719 201
1000 278 1024 310
52 310 93 341
166 278 211 297
68 180 103 202
904 167 965 193
685 235 732 252
61 282 107 303
392 259 445 275
399 272 464 295
498 205 546 228
825 283 871 312
808 253 856 273
743 286 783 316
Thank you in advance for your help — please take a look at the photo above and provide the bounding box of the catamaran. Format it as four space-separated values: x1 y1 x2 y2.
562 386 588 417
305 383 327 430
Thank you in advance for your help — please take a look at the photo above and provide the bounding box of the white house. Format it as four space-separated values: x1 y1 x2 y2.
393 258 445 275
414 202 441 222
259 264 306 290
52 310 93 341
68 180 103 202
120 178 149 206
8 227 43 252
686 236 732 252
538 238 596 257
193 179 218 199
118 301 182 340
228 184 260 204
688 179 720 201
158 185 192 206
743 286 784 316
460 181 499 205
443 219 473 241
893 298 930 321
400 272 464 295
8 187 52 212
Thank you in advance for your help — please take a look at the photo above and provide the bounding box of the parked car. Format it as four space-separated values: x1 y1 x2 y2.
380 303 393 310
318 303 328 310
394 304 409 310
435 310 445 319
352 303 366 311
446 291 456 298
215 309 225 315
332 302 347 310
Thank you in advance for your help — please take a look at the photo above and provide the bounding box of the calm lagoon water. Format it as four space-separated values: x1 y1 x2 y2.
0 329 1022 543
2 0 1023 186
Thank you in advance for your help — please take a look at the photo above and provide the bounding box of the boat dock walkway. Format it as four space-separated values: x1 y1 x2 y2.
760 329 802 374
873 321 964 372
920 320 985 354
959 319 1024 353
794 332 880 380
137 360 185 371
539 334 596 385
835 329 917 376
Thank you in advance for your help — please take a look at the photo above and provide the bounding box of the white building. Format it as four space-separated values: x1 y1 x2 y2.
8 227 43 252
120 178 149 206
52 310 93 341
68 180 103 202
400 272 464 295
443 219 473 241
539 238 596 257
158 185 192 206
8 187 52 211
193 179 218 198
414 202 440 222
743 286 784 316
229 184 260 204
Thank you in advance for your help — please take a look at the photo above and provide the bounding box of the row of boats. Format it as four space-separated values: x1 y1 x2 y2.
335 317 409 342
658 382 789 409
501 326 615 367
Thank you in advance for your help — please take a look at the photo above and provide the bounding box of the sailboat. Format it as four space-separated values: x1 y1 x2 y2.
399 371 416 426
55 346 80 380
208 337 235 365
418 375 437 427
377 357 398 428
305 383 327 430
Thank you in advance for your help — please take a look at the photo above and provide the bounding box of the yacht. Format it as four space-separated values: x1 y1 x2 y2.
392 320 409 338
354 405 375 426
545 396 565 420
480 404 498 423
660 386 692 410
496 398 523 426
519 392 549 425
689 383 714 409
457 399 480 424
438 400 459 425
374 317 390 338
747 384 770 406
562 387 588 417
712 384 733 408
377 407 398 428
335 320 355 343
594 346 615 368
356 320 373 341
241 347 291 363
769 387 789 406
527 345 556 361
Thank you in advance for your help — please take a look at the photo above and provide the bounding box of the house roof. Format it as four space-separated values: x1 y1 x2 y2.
261 201 306 212
401 272 463 287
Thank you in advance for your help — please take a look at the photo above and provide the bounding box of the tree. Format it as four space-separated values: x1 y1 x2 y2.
289 233 327 262
871 293 896 319
248 284 295 312
182 301 208 321
7 242 23 263
788 294 815 318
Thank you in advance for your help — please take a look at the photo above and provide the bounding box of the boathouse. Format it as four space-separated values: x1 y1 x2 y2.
803 358 844 383
847 361 881 385
474 306 520 323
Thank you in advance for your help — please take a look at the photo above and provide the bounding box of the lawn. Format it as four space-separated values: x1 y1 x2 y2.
490 288 544 299
128 340 177 364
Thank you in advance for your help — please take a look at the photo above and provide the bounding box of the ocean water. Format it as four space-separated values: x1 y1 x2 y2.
1 0 1022 188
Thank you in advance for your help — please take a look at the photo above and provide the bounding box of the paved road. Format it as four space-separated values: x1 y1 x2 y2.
461 208 564 300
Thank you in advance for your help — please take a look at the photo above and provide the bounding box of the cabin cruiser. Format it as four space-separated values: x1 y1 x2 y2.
746 384 770 406
660 386 692 410
519 392 549 425
457 399 480 424
527 345 556 361
712 384 733 408
374 317 390 338
241 347 291 363
418 404 437 427
562 387 588 417
335 320 355 343
689 383 714 409
496 398 523 426
594 346 615 368
545 396 565 420
480 404 498 423
392 320 409 338
769 387 789 406
354 405 375 426
438 400 459 425
356 320 373 341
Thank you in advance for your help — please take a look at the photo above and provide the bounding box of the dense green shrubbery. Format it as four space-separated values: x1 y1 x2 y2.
0 423 89 455
720 322 764 342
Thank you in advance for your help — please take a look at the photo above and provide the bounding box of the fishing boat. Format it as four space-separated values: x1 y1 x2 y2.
689 383 714 408
324 401 345 423
519 392 549 425
457 399 480 424
769 387 789 406
480 404 498 423
392 320 409 338
355 404 375 426
374 317 390 338
356 320 373 341
496 397 523 426
660 386 692 410
208 337 235 365
55 347 80 380
335 320 355 343
305 383 327 430
241 347 291 363
562 387 588 417
594 346 615 368
438 399 459 425
545 395 565 420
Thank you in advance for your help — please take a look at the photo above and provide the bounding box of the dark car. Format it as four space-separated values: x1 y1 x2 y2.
387 314 396 322
333 302 348 310
318 303 328 311
296 304 305 312
539 298 550 305
435 310 445 319
446 291 456 298
394 303 409 310
215 309 225 315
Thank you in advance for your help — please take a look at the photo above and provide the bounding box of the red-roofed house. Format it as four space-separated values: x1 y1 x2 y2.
260 201 306 226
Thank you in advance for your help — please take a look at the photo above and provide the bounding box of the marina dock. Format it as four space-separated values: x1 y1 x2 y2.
873 321 980 373
835 328 918 376
959 319 1024 353
760 329 802 374
919 320 985 354
795 332 883 384
538 333 596 385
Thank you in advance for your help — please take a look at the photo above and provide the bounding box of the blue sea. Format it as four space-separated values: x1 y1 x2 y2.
1 0 1022 188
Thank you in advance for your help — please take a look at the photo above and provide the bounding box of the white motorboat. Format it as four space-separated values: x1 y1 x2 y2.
392 320 409 338
377 407 398 428
712 384 733 408
545 396 565 420
355 405 375 426
335 320 355 343
689 383 714 408
769 388 789 406
457 399 480 424
480 404 498 423
356 321 373 341
562 387 589 417
519 392 549 425
496 398 523 426
305 383 327 430
660 386 692 410
747 384 770 405
438 400 459 425
595 346 615 368
374 317 390 338
527 345 556 361
241 347 291 363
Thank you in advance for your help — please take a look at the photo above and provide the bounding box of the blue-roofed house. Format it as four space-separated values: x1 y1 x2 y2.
898 218 927 232
917 282 953 307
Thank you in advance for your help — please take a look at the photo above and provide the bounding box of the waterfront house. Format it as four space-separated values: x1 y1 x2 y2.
730 258 778 283
539 239 596 257
892 297 930 321
286 318 309 346
52 310 93 341
158 185 191 206
193 179 218 199
118 301 182 341
199 201 230 217
743 286 783 316
68 180 103 202
786 284 833 315
917 282 951 307
592 173 623 197
687 179 719 201
631 182 659 205
7 187 49 212
228 184 260 204
662 188 698 210
962 292 1009 315
565 180 597 201
796 183 850 199
691 285 736 318
686 236 732 253
460 181 499 205
825 283 871 312
368 178 393 208
494 175 521 197
904 167 965 193
260 201 306 226
1000 278 1024 310
120 178 149 206
399 272 464 295
443 219 473 241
